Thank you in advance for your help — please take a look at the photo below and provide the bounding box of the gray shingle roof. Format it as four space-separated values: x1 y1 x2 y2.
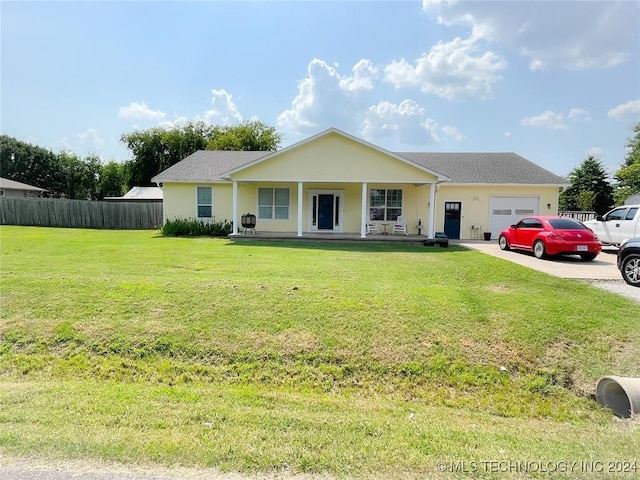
151 150 567 185
152 151 267 183
0 177 47 191
397 152 567 185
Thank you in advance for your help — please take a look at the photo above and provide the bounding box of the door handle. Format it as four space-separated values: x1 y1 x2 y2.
616 223 620 227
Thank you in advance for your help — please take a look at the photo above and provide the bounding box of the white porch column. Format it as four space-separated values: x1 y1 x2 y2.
232 180 239 235
428 182 436 238
361 182 368 238
297 181 303 237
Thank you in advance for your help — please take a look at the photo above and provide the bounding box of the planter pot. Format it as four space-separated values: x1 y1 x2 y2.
483 232 492 241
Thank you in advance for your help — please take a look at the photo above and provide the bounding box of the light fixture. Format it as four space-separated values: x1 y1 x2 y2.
547 203 552 209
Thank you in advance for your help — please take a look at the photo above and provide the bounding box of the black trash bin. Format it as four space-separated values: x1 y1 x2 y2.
484 232 492 241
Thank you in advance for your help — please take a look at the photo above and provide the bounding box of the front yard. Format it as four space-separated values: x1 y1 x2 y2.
0 226 638 478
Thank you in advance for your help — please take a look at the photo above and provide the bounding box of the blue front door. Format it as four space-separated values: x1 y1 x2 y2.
318 194 334 230
444 202 461 239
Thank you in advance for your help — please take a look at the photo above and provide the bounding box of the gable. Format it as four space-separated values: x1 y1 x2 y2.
228 130 441 184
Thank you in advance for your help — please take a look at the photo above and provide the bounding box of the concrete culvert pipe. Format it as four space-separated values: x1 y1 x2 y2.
595 376 640 418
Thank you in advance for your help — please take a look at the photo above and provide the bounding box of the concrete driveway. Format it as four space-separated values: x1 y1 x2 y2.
457 240 620 279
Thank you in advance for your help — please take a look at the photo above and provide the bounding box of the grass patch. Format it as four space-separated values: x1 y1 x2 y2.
1 226 639 477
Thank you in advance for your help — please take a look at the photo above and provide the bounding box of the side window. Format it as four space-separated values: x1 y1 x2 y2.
518 218 542 228
530 220 543 229
625 207 638 220
196 186 213 218
605 208 626 221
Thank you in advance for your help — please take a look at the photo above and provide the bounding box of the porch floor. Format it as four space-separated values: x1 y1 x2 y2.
230 232 438 244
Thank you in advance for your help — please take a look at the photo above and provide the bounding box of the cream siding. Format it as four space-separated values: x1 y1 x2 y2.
163 183 234 223
229 132 438 184
435 185 560 239
162 180 435 235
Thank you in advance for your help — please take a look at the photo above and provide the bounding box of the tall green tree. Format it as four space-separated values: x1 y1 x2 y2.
121 121 214 188
57 152 103 200
207 120 283 151
97 160 126 199
0 135 64 194
614 122 640 204
121 120 283 188
559 155 614 215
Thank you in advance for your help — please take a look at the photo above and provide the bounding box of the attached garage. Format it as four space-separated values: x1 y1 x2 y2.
489 196 539 235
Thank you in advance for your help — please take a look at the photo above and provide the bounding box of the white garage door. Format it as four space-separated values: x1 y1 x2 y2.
489 196 539 234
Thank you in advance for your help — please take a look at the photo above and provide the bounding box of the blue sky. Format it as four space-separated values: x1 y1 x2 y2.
1 0 639 177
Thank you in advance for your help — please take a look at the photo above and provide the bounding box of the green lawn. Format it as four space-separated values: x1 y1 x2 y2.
1 226 639 478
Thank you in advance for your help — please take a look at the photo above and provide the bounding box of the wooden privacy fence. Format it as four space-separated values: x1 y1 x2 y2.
0 197 163 230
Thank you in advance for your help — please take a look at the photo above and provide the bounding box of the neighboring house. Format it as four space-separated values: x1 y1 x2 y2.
0 177 46 198
152 128 567 240
104 186 163 203
624 194 640 205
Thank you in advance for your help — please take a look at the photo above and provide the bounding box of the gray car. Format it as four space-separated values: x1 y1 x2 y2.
617 237 640 287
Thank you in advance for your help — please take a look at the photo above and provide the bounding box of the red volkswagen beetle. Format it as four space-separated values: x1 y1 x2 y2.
498 216 601 261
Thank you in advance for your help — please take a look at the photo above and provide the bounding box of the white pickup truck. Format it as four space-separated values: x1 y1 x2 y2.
584 205 640 247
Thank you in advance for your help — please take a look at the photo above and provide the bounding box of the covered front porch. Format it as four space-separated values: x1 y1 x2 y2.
229 180 440 239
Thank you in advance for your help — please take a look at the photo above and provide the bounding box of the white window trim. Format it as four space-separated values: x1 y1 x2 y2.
196 186 213 220
257 186 290 220
369 188 404 222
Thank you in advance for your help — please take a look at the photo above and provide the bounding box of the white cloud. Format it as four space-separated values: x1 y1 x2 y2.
520 111 568 130
278 58 361 133
586 147 605 160
339 59 378 92
607 100 640 120
118 102 165 121
504 131 511 138
360 100 463 146
422 0 637 70
383 36 506 100
77 128 104 149
156 116 190 130
278 58 466 147
568 108 591 122
442 125 465 141
204 89 243 124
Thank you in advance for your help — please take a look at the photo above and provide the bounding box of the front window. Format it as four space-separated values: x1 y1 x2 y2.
605 208 626 221
369 189 403 221
258 187 289 219
196 186 212 218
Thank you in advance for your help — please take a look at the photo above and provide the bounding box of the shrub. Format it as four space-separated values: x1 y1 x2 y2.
160 218 233 237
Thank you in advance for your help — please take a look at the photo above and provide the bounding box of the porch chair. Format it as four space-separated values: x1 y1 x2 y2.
366 222 380 234
392 216 408 235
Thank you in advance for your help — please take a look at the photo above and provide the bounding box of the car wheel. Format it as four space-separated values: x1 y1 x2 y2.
580 253 598 261
498 235 510 251
621 253 640 287
533 240 547 259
